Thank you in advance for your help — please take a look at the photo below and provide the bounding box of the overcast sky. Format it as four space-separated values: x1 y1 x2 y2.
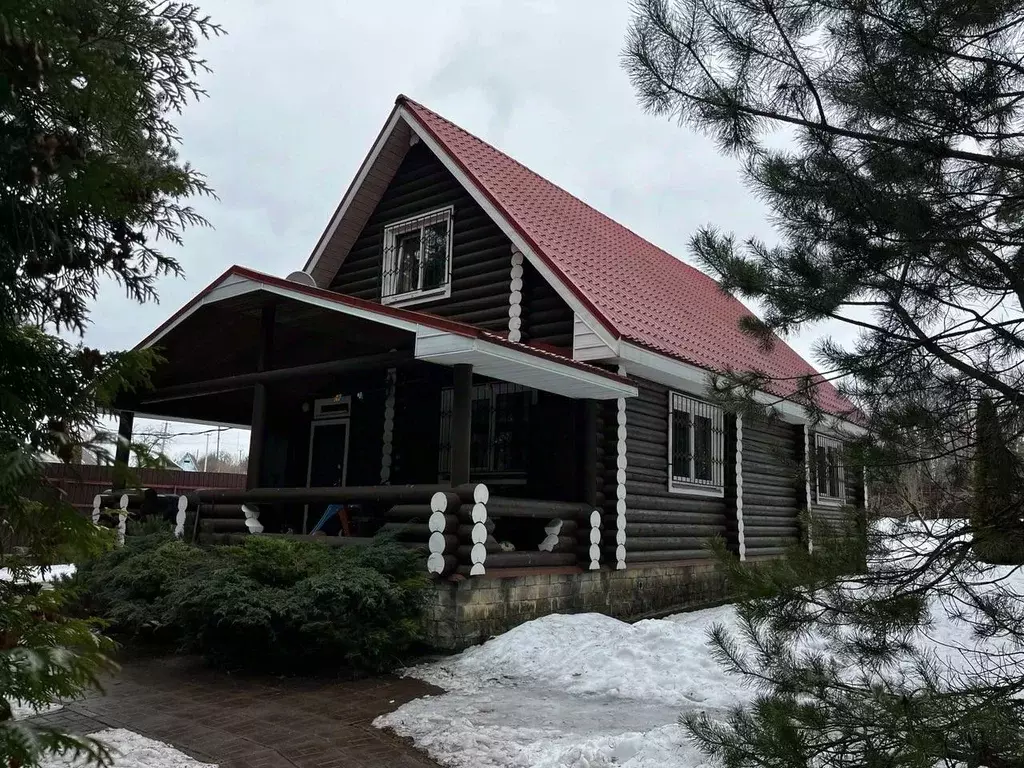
87 0 855 459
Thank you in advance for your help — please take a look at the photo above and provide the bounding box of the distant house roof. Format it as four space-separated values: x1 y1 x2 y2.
397 96 851 417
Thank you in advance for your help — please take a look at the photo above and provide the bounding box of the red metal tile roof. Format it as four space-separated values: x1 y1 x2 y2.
400 96 851 416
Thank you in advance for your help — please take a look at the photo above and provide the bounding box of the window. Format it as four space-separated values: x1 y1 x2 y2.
815 434 846 503
439 382 534 476
668 392 725 494
381 207 453 306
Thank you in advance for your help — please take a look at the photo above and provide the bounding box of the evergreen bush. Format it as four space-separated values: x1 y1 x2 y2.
74 536 429 675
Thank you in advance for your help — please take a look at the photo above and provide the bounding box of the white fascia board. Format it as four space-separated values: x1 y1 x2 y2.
141 274 421 349
415 330 637 400
398 105 621 355
303 107 404 275
617 341 863 432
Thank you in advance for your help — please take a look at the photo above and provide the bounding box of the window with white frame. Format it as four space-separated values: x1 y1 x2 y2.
815 434 846 503
438 382 535 476
381 206 453 305
668 392 725 493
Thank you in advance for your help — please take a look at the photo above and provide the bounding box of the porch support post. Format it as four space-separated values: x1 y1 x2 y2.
112 410 134 490
582 400 598 507
246 304 275 489
450 363 473 486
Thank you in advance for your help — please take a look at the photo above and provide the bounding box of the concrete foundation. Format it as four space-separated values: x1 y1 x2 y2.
424 561 728 650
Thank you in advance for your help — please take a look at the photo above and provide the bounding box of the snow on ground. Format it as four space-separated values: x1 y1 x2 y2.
38 729 216 768
377 519 1024 768
0 563 76 582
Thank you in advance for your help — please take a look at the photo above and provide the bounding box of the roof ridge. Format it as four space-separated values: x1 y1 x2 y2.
399 95 718 287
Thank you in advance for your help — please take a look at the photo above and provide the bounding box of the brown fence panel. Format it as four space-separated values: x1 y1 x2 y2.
42 463 246 512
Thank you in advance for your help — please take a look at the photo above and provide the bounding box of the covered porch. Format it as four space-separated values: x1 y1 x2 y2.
117 267 635 577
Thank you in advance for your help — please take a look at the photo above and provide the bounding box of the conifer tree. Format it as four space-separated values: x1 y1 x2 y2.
625 0 1024 765
0 2 219 765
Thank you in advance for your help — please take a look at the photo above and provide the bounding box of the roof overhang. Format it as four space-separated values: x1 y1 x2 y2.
139 267 636 401
616 340 864 433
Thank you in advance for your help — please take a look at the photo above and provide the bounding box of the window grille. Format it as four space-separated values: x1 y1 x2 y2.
381 207 453 305
668 392 725 491
815 434 846 502
439 382 533 475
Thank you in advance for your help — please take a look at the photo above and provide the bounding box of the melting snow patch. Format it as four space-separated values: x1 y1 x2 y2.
39 729 216 768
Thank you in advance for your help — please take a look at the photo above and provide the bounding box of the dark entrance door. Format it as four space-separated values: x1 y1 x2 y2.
305 419 350 533
307 419 350 488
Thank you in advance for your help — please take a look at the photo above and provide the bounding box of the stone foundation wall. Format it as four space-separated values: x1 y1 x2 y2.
424 561 728 650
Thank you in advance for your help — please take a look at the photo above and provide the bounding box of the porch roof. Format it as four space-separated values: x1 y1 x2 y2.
136 266 637 411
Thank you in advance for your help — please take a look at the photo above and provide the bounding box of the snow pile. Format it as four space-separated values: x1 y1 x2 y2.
38 729 216 768
413 608 750 709
10 699 66 720
378 609 754 768
377 518 1024 768
0 564 76 583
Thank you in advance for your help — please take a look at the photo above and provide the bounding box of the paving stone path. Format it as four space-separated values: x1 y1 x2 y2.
27 656 443 768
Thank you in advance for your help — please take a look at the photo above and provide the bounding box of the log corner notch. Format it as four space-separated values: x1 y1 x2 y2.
452 483 489 577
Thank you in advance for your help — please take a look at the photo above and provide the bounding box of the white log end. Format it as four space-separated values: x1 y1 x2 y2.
509 316 522 331
589 560 600 570
430 491 450 513
589 527 601 545
473 484 489 505
589 509 601 528
616 454 627 470
469 563 486 576
615 544 626 561
615 499 626 515
509 277 524 293
427 553 446 574
93 494 103 509
242 504 260 520
511 250 524 267
588 543 601 561
616 560 627 570
469 502 487 524
616 528 626 546
428 531 447 554
471 523 488 544
615 468 626 485
470 543 487 564
539 534 558 552
246 518 264 534
508 330 522 343
544 518 563 536
428 510 448 532
510 264 524 280
616 513 627 530
616 484 627 501
508 303 522 318
119 494 129 510
177 495 189 513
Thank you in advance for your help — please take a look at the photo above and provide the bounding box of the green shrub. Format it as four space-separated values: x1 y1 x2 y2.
74 535 429 674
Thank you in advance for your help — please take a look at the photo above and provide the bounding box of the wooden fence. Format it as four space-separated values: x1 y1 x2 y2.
42 462 246 513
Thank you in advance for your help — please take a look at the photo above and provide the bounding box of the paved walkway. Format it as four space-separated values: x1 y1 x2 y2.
27 656 443 768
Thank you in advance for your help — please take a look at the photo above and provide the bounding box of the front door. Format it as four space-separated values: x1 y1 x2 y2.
307 418 350 488
305 418 350 533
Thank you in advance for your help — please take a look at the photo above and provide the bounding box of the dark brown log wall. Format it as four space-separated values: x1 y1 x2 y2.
329 143 512 331
741 417 804 557
520 260 573 349
611 377 730 562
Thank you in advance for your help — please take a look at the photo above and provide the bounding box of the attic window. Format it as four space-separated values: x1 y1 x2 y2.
668 391 725 496
381 206 453 306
